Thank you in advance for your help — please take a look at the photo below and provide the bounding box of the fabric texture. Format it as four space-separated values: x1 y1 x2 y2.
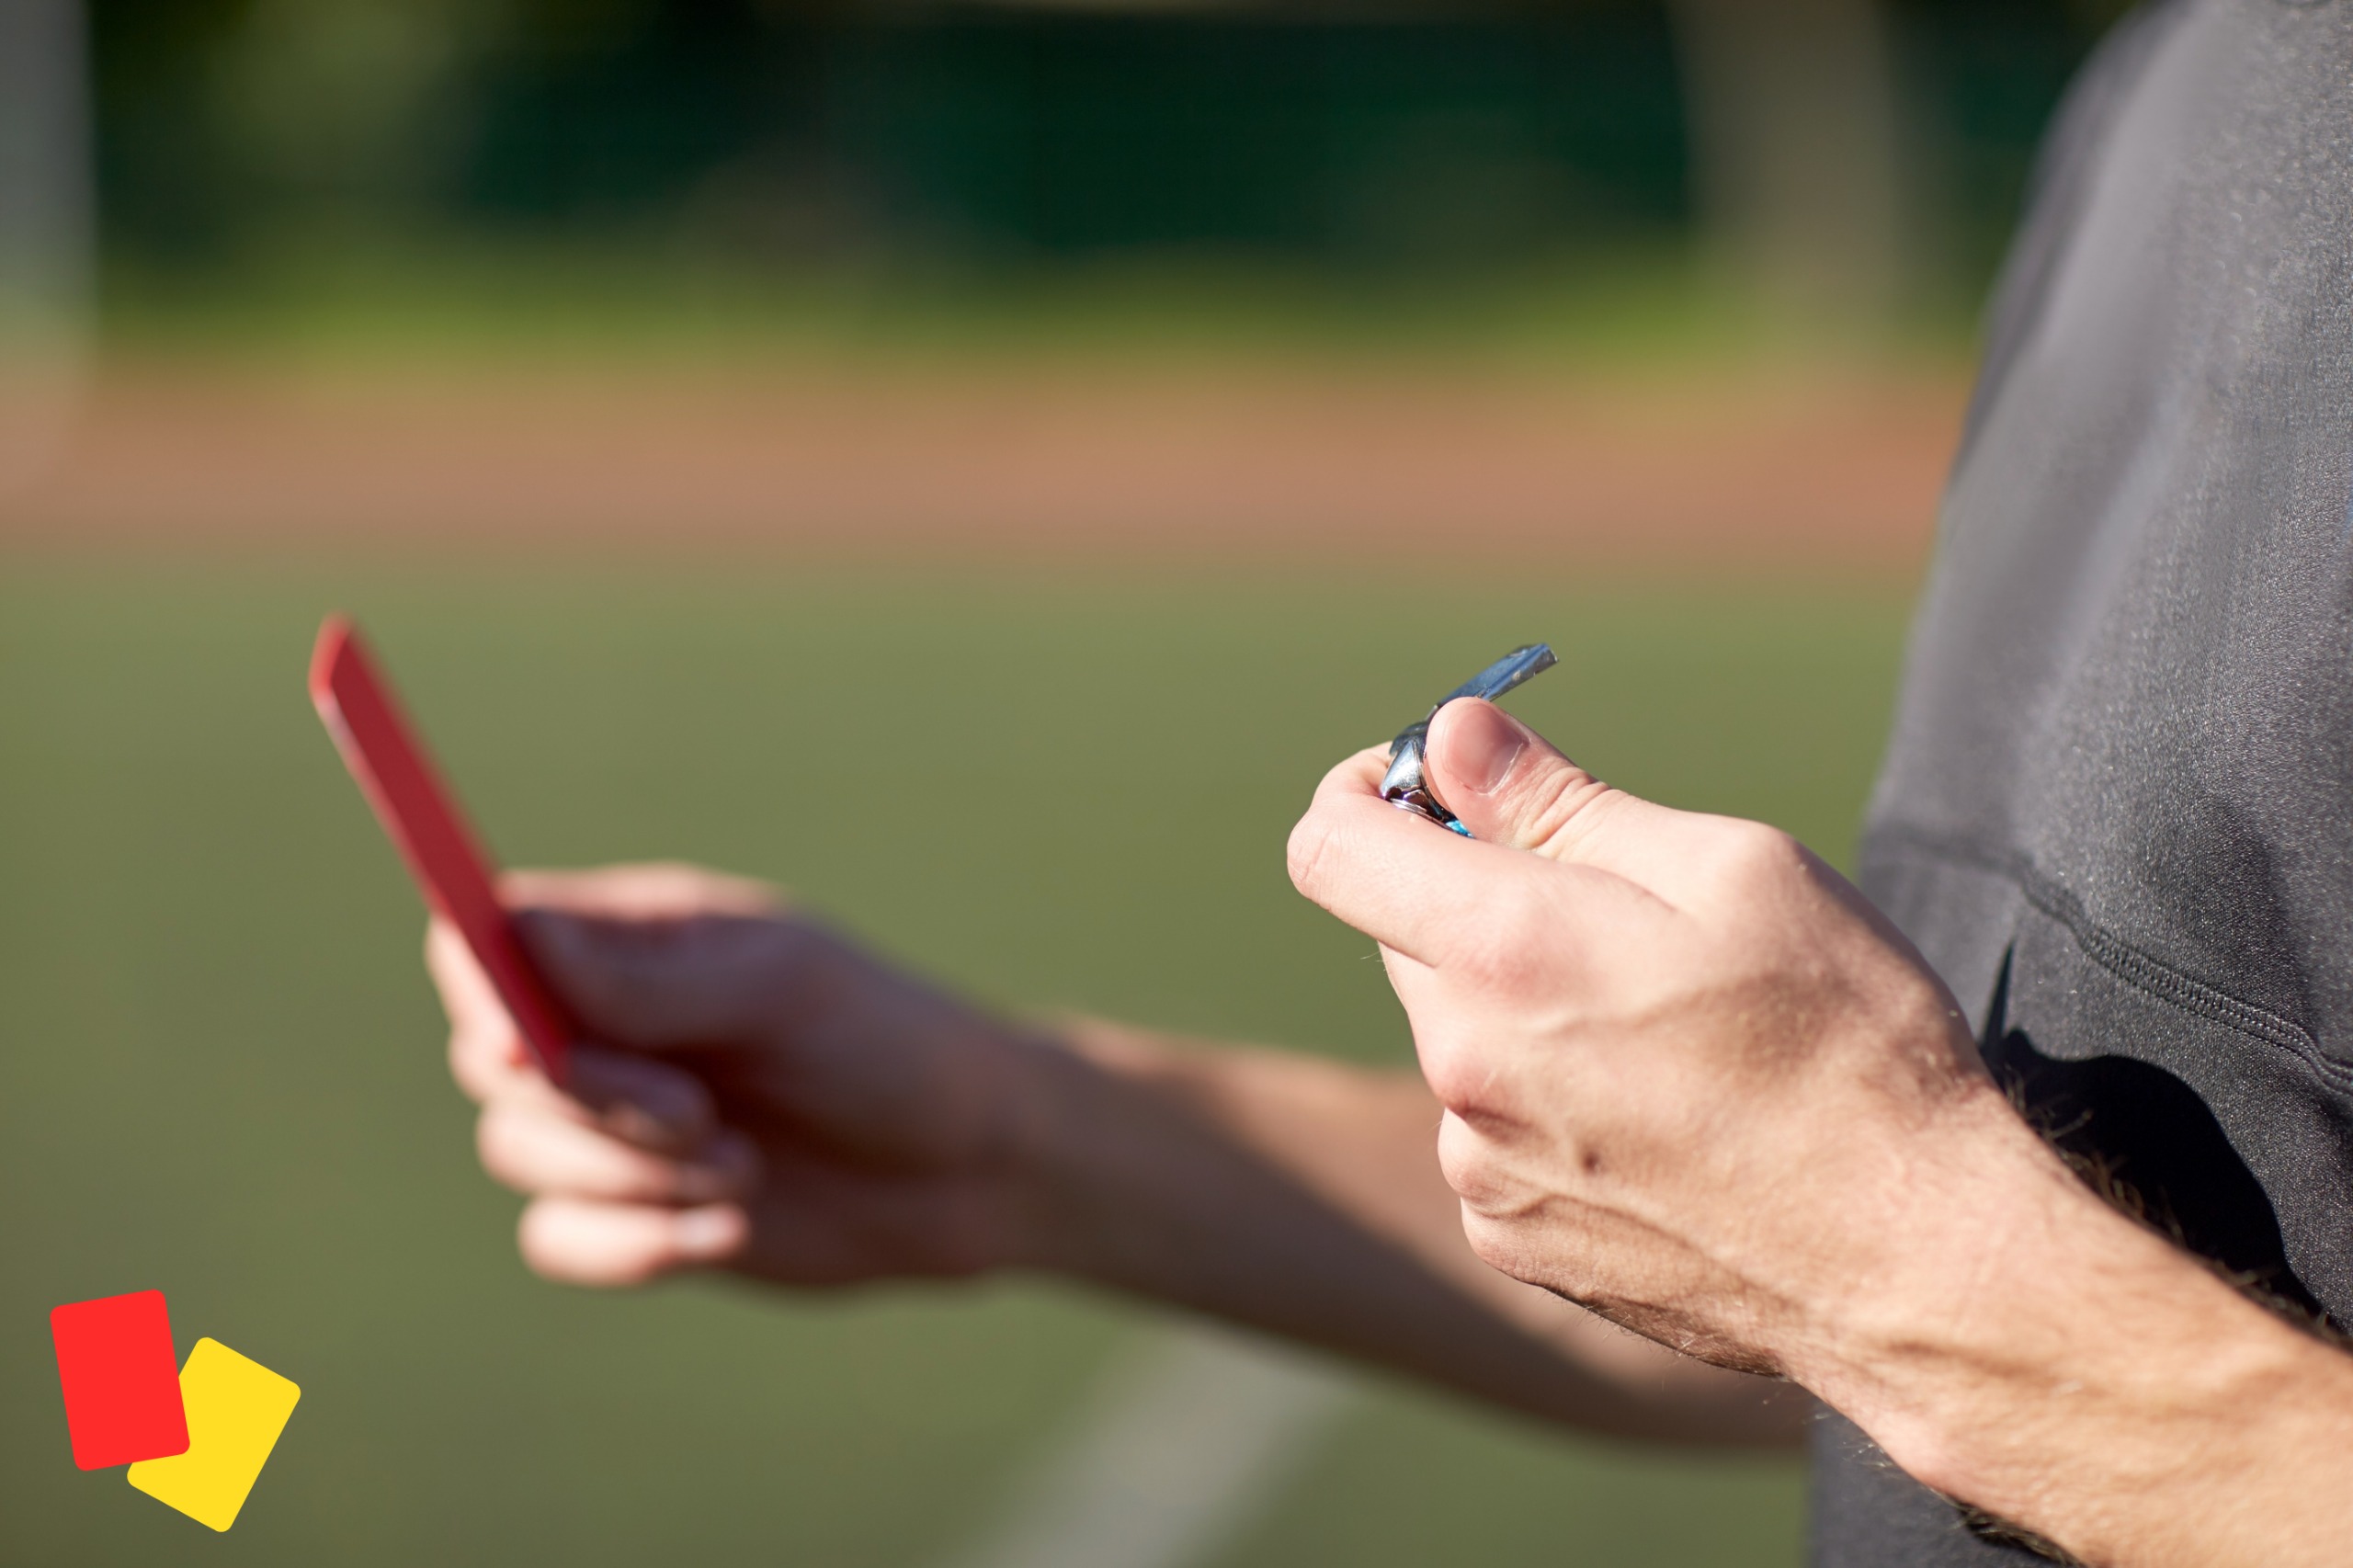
1817 1 2353 1560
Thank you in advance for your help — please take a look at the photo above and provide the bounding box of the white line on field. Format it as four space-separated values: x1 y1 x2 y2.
934 1324 1355 1568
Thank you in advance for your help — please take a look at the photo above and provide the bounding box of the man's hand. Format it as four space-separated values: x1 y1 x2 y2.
1287 697 2004 1377
432 864 1055 1289
1287 698 2353 1567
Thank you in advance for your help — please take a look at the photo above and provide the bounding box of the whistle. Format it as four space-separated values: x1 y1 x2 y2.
1380 643 1557 835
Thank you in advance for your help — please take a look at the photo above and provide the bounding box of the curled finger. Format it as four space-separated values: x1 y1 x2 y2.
1289 746 1630 970
517 1197 749 1287
477 1102 758 1204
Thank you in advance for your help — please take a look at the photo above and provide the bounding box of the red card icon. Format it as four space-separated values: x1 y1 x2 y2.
51 1290 190 1470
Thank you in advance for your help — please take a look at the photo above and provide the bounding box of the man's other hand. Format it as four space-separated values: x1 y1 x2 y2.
430 864 1054 1289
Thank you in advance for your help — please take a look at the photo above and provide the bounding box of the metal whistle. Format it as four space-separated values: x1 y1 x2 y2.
1380 643 1557 836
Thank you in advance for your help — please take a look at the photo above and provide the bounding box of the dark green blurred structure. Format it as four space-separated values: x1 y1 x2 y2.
94 0 2120 290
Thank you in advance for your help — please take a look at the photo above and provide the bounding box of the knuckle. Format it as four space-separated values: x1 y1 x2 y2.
1714 820 1805 892
629 860 733 907
1417 1032 1514 1121
447 1029 496 1098
1419 1049 1483 1117
1460 1215 1522 1278
1518 772 1618 855
1434 1112 1507 1207
1285 812 1336 901
1457 1207 1551 1290
620 860 781 916
474 1108 537 1188
449 1013 531 1085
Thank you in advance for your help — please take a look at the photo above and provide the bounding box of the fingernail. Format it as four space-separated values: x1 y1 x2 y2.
1449 700 1528 794
673 1206 744 1260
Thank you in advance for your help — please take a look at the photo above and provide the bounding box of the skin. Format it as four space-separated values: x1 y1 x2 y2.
433 699 2353 1566
436 867 1801 1447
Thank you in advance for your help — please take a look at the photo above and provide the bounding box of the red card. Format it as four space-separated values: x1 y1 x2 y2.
51 1290 189 1470
310 617 574 1082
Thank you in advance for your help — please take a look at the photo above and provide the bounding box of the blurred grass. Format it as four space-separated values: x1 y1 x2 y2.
0 560 1911 1566
100 236 1984 375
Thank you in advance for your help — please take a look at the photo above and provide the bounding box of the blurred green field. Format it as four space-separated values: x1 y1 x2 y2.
102 239 1984 375
0 561 1912 1566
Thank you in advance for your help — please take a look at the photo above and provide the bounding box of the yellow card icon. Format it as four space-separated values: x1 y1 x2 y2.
127 1338 301 1531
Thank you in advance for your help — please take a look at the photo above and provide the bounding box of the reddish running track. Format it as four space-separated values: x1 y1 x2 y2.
0 358 1967 571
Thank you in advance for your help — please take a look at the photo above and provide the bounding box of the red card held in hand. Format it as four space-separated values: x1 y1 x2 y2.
309 616 574 1083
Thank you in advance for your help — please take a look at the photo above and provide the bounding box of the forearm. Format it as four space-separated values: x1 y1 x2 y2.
1803 1085 2353 1566
1009 1018 1803 1448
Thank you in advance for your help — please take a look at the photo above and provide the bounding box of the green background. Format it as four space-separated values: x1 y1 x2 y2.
0 562 1910 1564
94 0 2105 284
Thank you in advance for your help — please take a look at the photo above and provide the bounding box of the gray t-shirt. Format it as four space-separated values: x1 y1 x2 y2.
1821 2 2353 1560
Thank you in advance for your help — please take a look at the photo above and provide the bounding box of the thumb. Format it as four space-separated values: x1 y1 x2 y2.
1424 699 1656 869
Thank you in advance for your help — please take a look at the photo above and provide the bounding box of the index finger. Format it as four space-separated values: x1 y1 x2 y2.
428 916 532 1098
1286 747 1645 968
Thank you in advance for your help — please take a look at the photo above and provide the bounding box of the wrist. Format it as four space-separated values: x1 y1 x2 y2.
1800 1083 2351 1562
991 1018 1332 1302
986 1017 1175 1282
